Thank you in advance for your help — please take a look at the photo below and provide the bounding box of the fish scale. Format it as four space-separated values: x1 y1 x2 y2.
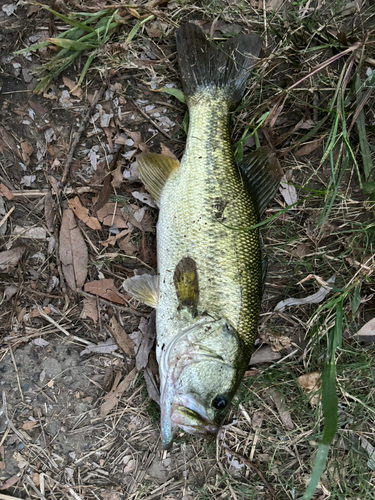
156 92 262 359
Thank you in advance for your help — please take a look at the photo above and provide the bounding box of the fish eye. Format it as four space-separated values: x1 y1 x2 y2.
212 395 228 410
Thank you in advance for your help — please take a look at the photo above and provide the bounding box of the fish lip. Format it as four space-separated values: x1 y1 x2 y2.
170 394 219 436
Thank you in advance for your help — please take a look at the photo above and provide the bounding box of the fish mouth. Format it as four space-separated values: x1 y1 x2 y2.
170 394 218 436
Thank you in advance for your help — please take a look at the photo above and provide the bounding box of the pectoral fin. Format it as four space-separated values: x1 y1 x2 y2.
173 257 199 317
123 274 159 308
137 153 180 206
238 147 282 217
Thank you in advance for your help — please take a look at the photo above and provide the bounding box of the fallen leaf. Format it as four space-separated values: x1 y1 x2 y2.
268 388 294 430
62 75 82 98
109 316 135 357
100 229 130 247
295 138 322 157
144 366 160 404
117 233 137 255
3 284 18 301
286 243 311 258
297 371 321 406
95 174 112 212
274 275 335 312
44 190 55 232
84 278 126 304
132 191 157 208
0 445 5 470
360 436 375 470
124 128 143 148
130 311 156 371
160 143 178 159
249 345 281 365
33 472 40 487
357 317 375 342
97 202 128 228
0 183 14 200
0 246 26 271
20 139 33 166
68 196 101 230
1 474 20 489
100 367 137 417
0 126 22 160
0 195 7 236
259 330 292 351
22 420 37 430
82 297 98 323
279 173 298 206
251 410 264 430
145 20 168 38
13 226 47 239
111 163 123 188
59 209 88 292
80 338 118 356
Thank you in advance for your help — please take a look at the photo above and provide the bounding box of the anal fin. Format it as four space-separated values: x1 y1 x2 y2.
137 153 180 206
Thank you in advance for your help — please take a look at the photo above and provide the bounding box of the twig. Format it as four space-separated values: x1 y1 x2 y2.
24 475 47 500
61 87 105 184
0 206 15 229
37 307 92 344
8 345 24 402
77 290 147 317
9 187 99 198
129 97 172 140
21 285 62 299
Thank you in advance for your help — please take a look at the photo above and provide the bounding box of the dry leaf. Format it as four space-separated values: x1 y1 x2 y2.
249 345 281 365
111 164 123 188
97 203 128 228
286 243 311 258
131 311 156 371
100 367 137 417
59 209 88 292
274 275 335 311
145 20 168 38
44 190 55 232
259 330 292 351
82 297 98 323
20 139 33 166
357 317 375 342
80 338 118 355
268 388 294 430
0 246 26 271
22 420 37 430
0 182 14 200
297 371 321 406
124 128 143 148
160 143 178 159
13 226 46 239
62 75 82 98
144 366 160 404
132 191 157 208
109 316 135 357
100 229 130 247
84 278 126 304
279 173 298 206
295 138 322 157
33 472 40 487
118 233 137 255
68 196 101 230
1 474 20 489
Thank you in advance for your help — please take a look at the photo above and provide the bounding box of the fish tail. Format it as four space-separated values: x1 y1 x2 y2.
176 23 262 108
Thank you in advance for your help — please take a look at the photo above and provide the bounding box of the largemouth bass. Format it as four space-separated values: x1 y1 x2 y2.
124 23 281 449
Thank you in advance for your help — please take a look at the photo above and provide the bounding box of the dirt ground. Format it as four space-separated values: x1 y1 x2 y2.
1 1 375 499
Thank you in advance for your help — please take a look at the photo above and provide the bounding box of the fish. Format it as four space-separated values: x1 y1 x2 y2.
124 23 282 449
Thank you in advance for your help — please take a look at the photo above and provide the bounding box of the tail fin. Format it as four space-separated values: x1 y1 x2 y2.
176 23 261 107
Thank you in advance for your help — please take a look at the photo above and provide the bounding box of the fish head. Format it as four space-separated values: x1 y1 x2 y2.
159 316 246 449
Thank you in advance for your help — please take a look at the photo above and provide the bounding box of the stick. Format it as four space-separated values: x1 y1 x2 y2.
61 87 105 184
129 97 172 140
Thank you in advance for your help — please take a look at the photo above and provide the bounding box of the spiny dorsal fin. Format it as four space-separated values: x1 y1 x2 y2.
123 274 159 308
137 153 180 206
173 257 199 317
238 147 282 217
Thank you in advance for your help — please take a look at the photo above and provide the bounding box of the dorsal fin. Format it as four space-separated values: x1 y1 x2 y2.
238 147 282 217
137 153 180 206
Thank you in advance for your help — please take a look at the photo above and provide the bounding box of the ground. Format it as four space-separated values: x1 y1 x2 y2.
1 0 375 499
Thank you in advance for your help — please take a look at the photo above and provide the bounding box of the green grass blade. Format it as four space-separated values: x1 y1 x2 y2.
47 38 95 51
126 14 154 44
156 87 185 104
299 444 330 500
40 4 95 32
